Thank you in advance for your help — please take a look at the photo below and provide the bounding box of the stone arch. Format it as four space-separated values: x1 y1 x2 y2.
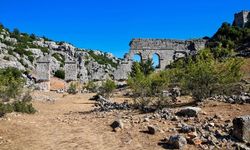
152 52 161 69
132 52 142 63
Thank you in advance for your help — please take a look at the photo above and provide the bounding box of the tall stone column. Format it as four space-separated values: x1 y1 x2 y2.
36 55 51 91
64 58 78 82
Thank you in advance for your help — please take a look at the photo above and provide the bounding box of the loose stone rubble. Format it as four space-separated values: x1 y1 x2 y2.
176 107 201 117
89 95 131 112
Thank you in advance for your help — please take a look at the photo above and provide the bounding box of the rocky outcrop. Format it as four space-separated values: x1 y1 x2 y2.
0 26 120 82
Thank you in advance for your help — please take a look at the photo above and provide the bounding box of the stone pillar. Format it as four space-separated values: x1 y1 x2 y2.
233 115 250 143
64 58 77 82
79 57 88 83
36 55 51 91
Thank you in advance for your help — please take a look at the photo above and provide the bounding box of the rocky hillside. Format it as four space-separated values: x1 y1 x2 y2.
0 24 121 82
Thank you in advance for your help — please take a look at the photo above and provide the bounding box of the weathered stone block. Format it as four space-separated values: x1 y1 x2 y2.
36 56 50 81
233 115 250 143
65 60 77 81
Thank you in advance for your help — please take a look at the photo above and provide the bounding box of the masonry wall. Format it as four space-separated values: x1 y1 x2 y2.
234 11 250 27
64 60 78 82
36 56 50 82
128 39 207 69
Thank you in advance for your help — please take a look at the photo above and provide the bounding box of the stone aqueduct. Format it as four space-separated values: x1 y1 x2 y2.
114 38 207 80
127 38 207 69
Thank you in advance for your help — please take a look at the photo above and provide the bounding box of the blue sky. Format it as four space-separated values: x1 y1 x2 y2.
0 0 249 58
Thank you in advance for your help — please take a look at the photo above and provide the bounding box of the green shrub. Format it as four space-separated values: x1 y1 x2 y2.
88 50 118 68
0 23 3 31
208 22 250 52
0 103 14 114
67 83 77 94
21 91 33 103
85 81 98 93
130 59 154 78
0 101 36 115
3 56 10 61
0 67 36 116
40 47 50 54
128 48 244 109
28 55 34 63
99 79 116 98
54 70 65 79
128 72 153 109
0 67 25 101
8 49 14 55
52 53 65 65
13 101 36 114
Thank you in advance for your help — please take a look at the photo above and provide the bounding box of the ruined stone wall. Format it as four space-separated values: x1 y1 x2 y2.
128 38 206 69
234 11 250 28
114 38 207 80
64 59 78 82
36 56 50 82
36 56 51 91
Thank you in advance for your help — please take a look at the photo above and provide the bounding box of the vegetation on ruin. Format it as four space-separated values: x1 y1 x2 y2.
207 22 250 51
128 48 244 110
54 69 65 79
88 50 118 68
52 53 65 66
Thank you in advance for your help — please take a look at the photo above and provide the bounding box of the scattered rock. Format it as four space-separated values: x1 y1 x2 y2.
154 108 174 120
110 119 124 132
147 125 158 135
234 143 250 150
90 95 131 112
180 124 195 133
176 107 201 117
167 134 187 149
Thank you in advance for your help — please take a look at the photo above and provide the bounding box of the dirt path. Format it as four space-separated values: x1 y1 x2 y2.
0 92 125 150
0 91 250 150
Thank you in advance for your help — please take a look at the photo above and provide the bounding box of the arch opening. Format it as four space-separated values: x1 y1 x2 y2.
132 53 142 63
152 53 160 69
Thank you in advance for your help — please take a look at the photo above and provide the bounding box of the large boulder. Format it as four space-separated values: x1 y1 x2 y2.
168 135 187 149
176 107 201 117
110 119 124 132
232 115 250 143
147 125 158 135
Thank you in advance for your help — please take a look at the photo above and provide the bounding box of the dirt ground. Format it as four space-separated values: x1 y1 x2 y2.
0 91 250 150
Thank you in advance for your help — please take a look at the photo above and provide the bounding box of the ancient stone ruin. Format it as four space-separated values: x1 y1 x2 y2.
36 55 79 91
114 38 207 80
36 55 51 91
64 57 78 82
35 38 207 83
234 10 250 28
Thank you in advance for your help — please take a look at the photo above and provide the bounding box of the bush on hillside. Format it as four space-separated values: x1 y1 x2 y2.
99 79 116 98
207 22 250 51
88 50 118 68
54 70 65 79
0 67 36 116
0 67 25 101
85 81 98 93
67 82 78 94
52 53 65 66
128 48 244 110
